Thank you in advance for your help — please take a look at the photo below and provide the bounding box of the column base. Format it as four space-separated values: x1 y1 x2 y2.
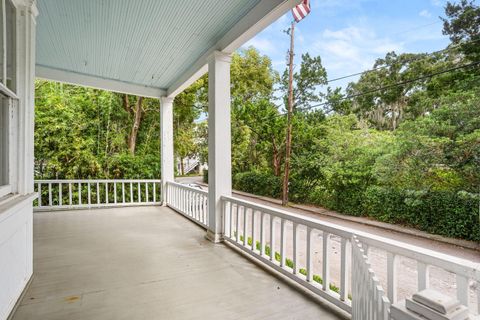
205 229 224 243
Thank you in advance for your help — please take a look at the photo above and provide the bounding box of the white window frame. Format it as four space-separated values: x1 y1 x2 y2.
0 0 16 198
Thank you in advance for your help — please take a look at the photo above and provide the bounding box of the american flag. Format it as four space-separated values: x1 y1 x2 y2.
291 0 311 23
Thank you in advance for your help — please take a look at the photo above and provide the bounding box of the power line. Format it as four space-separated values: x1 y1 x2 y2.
253 60 480 122
390 21 442 37
325 38 480 84
309 60 480 110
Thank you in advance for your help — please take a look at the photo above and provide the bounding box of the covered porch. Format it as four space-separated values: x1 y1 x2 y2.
1 0 479 319
12 206 341 320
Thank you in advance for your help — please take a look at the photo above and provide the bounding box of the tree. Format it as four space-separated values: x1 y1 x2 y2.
442 0 480 61
230 48 280 174
173 76 206 175
123 95 144 154
279 52 328 205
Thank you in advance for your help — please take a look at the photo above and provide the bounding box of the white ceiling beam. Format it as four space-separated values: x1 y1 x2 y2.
166 0 300 98
36 66 167 98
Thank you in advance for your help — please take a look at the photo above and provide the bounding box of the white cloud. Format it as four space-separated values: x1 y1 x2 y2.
243 38 277 55
431 0 444 7
306 25 404 87
419 10 432 18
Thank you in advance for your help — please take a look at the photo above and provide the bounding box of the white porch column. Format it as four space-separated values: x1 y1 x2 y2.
16 2 37 194
160 96 174 205
206 51 232 243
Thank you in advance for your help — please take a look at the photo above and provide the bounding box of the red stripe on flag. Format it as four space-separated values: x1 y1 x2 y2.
291 0 311 22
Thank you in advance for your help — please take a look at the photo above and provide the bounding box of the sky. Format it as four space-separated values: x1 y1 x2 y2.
243 0 452 91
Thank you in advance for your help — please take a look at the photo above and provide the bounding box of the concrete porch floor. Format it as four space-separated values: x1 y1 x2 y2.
11 206 342 320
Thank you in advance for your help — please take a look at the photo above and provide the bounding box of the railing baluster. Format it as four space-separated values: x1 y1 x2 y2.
340 237 349 301
387 252 397 303
417 262 429 291
196 192 199 219
231 204 236 239
48 183 52 206
306 227 313 282
153 182 156 203
87 182 91 207
138 182 141 202
69 183 72 205
145 182 149 203
204 195 208 226
78 182 82 205
114 182 117 204
182 188 185 211
105 182 108 204
260 212 265 256
222 199 227 233
97 182 100 204
293 223 298 274
228 202 233 238
122 182 125 203
251 210 256 251
59 183 62 207
243 207 248 246
130 182 133 203
236 205 241 242
37 183 42 207
280 218 286 267
197 193 201 222
322 232 330 291
270 215 275 262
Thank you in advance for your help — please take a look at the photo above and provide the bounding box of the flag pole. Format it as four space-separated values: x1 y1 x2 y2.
282 20 295 206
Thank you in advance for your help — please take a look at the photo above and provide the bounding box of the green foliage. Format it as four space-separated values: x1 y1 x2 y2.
364 187 480 241
203 169 208 183
35 81 161 179
442 0 480 61
233 171 282 198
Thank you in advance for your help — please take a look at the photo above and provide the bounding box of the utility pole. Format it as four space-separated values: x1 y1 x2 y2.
282 21 295 206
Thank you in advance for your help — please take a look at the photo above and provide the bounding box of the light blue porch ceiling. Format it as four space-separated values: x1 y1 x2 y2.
36 0 264 95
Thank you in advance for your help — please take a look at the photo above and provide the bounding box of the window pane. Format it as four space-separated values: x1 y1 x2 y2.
0 94 9 186
6 0 15 91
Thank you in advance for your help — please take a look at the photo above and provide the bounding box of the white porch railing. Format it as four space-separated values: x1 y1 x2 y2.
34 179 162 210
166 181 208 228
351 236 390 320
220 195 480 318
31 181 480 318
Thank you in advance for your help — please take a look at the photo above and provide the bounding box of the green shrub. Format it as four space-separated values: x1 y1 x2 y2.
233 171 282 198
233 172 480 241
363 186 480 241
203 169 208 183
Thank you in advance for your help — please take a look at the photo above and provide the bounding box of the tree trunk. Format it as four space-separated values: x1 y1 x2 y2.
122 94 130 113
272 137 281 176
128 97 144 154
180 158 185 176
282 22 295 206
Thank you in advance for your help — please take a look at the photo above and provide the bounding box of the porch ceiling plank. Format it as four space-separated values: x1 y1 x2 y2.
166 0 301 98
36 0 297 98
